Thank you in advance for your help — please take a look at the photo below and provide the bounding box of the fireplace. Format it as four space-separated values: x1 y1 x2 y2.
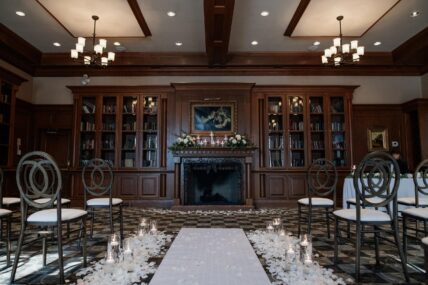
172 148 255 208
183 159 243 205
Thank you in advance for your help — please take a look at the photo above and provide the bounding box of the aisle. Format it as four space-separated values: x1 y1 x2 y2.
149 228 271 285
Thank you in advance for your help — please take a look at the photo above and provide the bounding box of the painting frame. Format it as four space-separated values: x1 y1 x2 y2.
367 127 389 151
190 102 236 135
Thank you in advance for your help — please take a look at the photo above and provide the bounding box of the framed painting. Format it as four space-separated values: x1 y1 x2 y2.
190 102 236 135
367 128 389 151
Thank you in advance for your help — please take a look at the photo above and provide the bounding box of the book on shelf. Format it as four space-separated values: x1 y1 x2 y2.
82 101 96 114
269 150 283 167
310 103 322 113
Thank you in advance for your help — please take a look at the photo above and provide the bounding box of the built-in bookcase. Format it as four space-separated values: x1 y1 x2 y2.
73 90 164 169
0 81 14 166
263 89 352 169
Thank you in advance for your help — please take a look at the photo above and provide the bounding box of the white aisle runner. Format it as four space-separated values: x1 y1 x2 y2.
149 228 271 285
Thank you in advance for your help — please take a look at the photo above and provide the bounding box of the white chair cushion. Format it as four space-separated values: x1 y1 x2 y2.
397 197 428 206
87 198 123 206
298 197 333 206
3 197 20 205
34 198 71 205
346 197 385 205
422 237 428 246
27 208 87 223
402 207 428 219
0 208 12 217
333 208 391 222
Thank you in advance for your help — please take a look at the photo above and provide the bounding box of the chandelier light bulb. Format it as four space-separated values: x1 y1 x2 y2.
330 46 337 55
99 39 107 49
342 44 350 53
333 38 341 47
101 57 108 66
324 49 332 58
321 56 328 64
76 43 84 53
108 52 115 61
94 44 102 54
352 53 360 62
71 49 78 59
350 40 358 50
78 37 86 46
357 46 365 56
84 56 91 65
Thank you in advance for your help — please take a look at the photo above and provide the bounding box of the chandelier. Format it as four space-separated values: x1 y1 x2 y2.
321 16 364 66
70 15 115 67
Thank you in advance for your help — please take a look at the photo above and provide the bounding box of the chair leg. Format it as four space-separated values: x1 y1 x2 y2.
90 209 95 239
57 225 65 284
355 222 361 282
326 207 331 239
11 222 26 282
6 216 11 266
346 202 351 238
392 220 409 282
42 236 47 266
403 216 408 262
119 205 124 243
374 226 380 267
109 206 114 234
297 204 302 237
82 216 87 267
334 217 339 265
307 206 312 235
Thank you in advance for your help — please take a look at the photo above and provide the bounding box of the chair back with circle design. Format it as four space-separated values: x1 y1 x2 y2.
16 151 63 221
353 151 400 220
81 158 113 208
414 159 428 208
307 158 338 206
0 167 4 208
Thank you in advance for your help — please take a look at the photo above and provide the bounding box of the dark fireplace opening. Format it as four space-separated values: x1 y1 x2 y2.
184 160 243 205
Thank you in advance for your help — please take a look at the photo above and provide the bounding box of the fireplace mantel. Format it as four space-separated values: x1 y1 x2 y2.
172 147 256 208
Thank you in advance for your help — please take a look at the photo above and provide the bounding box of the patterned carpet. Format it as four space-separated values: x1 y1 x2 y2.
0 207 426 284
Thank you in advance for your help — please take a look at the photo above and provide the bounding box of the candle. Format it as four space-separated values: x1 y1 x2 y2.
140 217 148 227
150 220 158 234
203 139 208 146
287 244 295 262
272 217 281 226
266 221 274 232
304 255 313 265
220 141 225 147
105 251 115 264
301 235 309 247
110 234 119 247
138 228 145 237
224 134 228 141
279 229 286 237
216 139 220 146
124 239 132 254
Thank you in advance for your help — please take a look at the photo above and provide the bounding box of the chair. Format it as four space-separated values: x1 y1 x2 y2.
10 151 87 284
82 158 123 241
0 167 12 267
0 168 21 208
402 159 428 262
422 236 428 285
297 158 337 238
333 151 409 282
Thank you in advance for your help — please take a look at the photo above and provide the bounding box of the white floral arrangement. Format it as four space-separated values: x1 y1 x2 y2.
169 132 198 151
226 133 252 148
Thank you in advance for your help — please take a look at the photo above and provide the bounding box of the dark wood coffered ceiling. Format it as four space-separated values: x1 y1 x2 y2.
0 0 427 77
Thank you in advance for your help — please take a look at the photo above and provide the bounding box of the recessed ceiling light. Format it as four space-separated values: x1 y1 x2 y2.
260 11 269 16
15 11 25 16
53 42 61 47
251 41 258 46
374 41 382 46
114 42 121 46
175 42 182 46
410 11 420 17
167 11 176 17
313 41 320 46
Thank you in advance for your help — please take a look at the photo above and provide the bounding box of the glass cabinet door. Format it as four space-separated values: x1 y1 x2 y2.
142 96 158 167
121 96 137 168
330 96 346 167
309 96 325 163
101 97 116 166
267 97 284 167
288 96 305 167
80 96 96 166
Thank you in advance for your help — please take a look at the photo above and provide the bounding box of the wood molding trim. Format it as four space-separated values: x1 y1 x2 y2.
0 66 28 85
127 0 152 37
204 0 235 65
393 26 428 66
0 24 41 75
172 82 255 91
67 85 174 94
284 0 311 37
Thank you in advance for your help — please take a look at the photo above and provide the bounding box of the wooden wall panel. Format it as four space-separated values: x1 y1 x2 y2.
141 175 159 197
351 105 403 165
119 174 139 198
266 175 287 198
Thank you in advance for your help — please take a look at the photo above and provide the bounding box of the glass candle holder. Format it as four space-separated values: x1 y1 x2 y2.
299 234 312 264
149 219 158 234
265 221 274 233
109 232 121 248
272 217 282 232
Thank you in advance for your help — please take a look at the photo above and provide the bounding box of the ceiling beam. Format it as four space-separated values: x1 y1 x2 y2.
393 26 428 68
204 0 235 65
127 0 152 37
284 0 311 37
0 24 42 75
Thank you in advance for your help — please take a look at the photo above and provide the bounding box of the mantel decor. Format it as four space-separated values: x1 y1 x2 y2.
169 132 253 151
190 102 236 135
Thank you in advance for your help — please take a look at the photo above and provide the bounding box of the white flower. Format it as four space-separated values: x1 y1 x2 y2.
181 133 186 138
177 138 183 143
232 139 237 144
236 134 242 140
183 138 189 144
242 139 247 145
